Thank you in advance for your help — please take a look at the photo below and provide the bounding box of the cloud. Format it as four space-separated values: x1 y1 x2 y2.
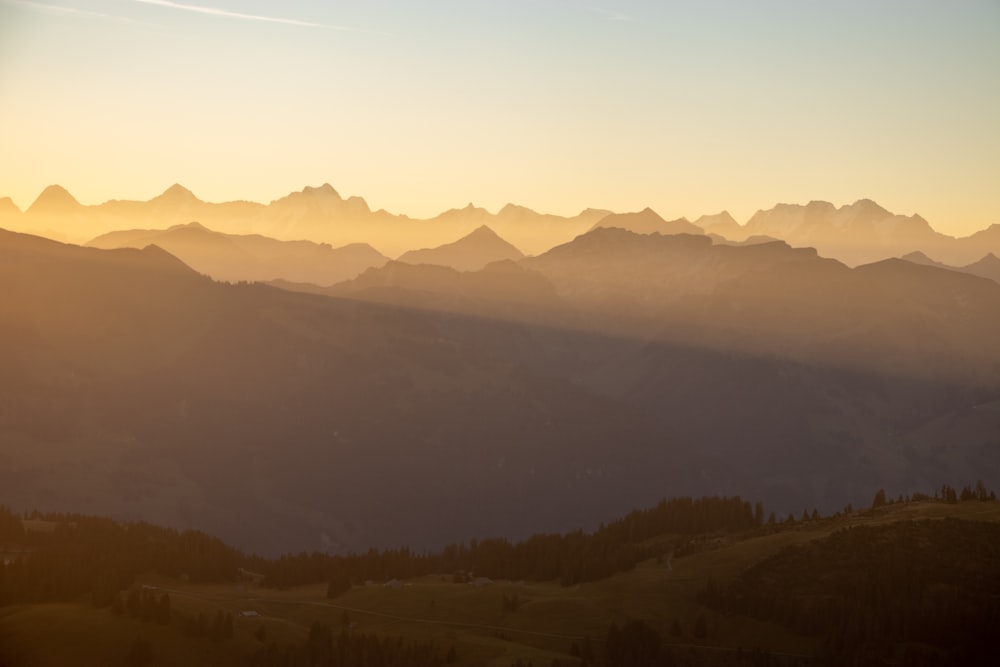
130 0 341 29
1 0 141 23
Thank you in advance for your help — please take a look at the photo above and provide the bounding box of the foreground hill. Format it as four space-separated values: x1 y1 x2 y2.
88 222 388 285
3 228 1000 557
1 498 996 666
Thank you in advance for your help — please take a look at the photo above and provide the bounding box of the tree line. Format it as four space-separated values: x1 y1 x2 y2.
700 517 1000 666
262 495 760 588
1 482 995 609
0 509 239 607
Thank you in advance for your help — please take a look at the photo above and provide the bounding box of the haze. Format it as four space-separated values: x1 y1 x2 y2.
4 3 1000 665
1 0 999 236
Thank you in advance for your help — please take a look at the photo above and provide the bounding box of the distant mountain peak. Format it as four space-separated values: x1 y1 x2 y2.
593 207 703 236
27 184 82 213
302 183 342 198
168 221 211 232
901 251 935 264
397 224 523 271
152 183 200 205
0 196 22 215
847 198 890 216
498 203 536 216
967 252 1000 267
469 224 501 237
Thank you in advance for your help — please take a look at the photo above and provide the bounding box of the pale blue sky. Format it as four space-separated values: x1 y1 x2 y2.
1 0 997 233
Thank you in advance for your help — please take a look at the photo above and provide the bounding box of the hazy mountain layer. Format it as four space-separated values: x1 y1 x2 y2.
6 184 998 265
88 222 388 285
590 207 705 236
397 225 524 271
4 183 606 257
901 250 1000 284
2 227 999 556
700 198 1000 266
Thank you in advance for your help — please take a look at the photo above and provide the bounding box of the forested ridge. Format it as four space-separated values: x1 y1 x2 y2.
0 494 760 604
2 485 998 666
701 508 999 665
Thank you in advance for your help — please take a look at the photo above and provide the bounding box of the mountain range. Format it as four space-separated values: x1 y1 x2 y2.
397 225 524 271
3 184 998 265
2 183 606 257
88 222 389 285
2 224 998 556
900 250 1000 285
706 199 1000 266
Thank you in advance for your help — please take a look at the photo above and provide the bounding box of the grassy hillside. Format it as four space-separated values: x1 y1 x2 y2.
3 500 996 666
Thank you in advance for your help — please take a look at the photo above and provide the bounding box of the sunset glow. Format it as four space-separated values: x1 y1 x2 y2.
1 0 998 234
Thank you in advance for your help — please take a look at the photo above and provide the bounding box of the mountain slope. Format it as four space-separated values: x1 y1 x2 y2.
741 199 967 265
0 230 701 554
88 222 388 284
397 225 524 271
9 184 999 265
592 207 705 236
960 253 1000 283
3 229 1000 558
901 250 1000 285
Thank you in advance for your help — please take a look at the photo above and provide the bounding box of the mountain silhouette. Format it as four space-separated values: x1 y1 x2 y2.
89 222 388 285
591 207 704 236
25 184 85 216
522 227 817 318
397 225 524 271
961 253 1000 284
0 196 22 216
738 199 951 265
3 228 1000 556
902 250 1000 285
694 211 741 237
279 258 560 323
151 183 202 205
8 184 999 265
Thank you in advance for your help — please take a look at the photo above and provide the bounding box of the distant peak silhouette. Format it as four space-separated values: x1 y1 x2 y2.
27 184 83 214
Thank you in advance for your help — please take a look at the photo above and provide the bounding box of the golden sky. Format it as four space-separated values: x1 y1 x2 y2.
1 0 998 234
